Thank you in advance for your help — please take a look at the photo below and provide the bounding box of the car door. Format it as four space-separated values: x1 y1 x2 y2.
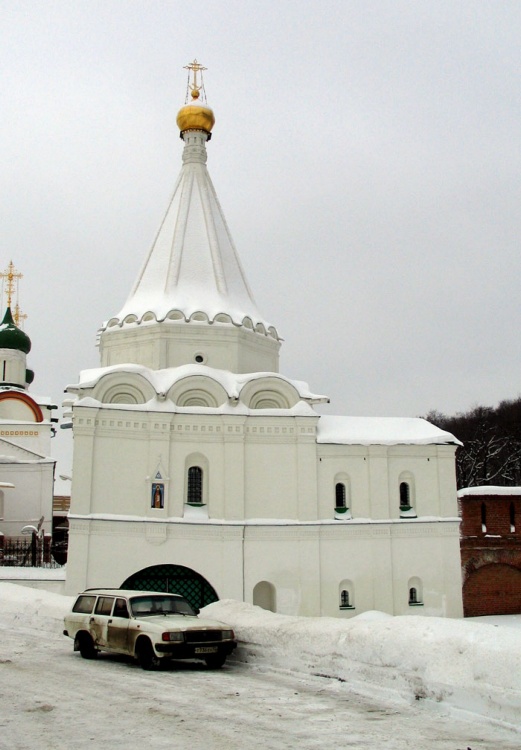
89 596 115 648
107 597 131 653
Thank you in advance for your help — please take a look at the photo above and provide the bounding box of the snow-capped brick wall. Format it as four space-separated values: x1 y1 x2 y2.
458 488 521 617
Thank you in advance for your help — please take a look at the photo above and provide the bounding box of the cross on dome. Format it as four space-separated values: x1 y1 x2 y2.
0 261 23 310
183 59 207 102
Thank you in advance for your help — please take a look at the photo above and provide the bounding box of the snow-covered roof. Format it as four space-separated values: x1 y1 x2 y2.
102 132 279 339
67 363 324 402
457 485 521 498
63 362 327 417
316 416 461 446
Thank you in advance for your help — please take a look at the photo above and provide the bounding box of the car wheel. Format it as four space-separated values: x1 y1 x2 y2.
136 638 162 671
75 633 98 660
205 653 226 669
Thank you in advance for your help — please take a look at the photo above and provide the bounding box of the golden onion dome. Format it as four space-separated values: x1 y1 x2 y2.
177 89 215 134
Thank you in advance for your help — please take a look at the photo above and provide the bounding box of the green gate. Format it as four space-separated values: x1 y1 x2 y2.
121 564 219 610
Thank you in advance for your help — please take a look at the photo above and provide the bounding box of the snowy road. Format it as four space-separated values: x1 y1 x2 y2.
0 622 519 750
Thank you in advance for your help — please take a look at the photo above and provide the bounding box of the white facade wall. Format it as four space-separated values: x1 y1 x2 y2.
0 461 54 538
100 318 280 374
65 401 463 618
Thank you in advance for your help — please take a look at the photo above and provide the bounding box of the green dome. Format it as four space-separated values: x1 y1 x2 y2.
0 307 31 354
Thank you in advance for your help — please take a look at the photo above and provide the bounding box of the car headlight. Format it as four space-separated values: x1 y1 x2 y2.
162 631 184 642
222 629 234 640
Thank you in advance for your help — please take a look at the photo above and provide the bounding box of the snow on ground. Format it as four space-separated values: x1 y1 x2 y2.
203 601 521 728
0 583 520 749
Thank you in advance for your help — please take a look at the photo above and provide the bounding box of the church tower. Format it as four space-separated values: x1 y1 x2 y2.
0 262 34 391
99 60 280 374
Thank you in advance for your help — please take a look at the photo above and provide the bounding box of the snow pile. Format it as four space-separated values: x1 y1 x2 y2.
1 583 520 730
0 582 73 635
203 600 521 727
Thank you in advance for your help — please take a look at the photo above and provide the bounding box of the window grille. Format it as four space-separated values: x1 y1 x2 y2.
399 482 411 509
335 483 346 508
187 466 203 504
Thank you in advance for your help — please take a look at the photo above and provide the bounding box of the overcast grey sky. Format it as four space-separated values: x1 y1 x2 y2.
1 1 520 481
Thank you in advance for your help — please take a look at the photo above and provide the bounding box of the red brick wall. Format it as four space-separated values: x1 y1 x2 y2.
460 492 521 617
463 563 521 617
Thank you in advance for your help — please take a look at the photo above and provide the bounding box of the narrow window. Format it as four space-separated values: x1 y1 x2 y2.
481 502 487 533
187 466 203 504
335 483 346 508
510 502 515 533
340 590 350 607
339 581 355 609
409 587 418 604
399 482 411 510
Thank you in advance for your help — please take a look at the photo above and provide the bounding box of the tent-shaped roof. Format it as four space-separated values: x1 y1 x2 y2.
104 124 278 339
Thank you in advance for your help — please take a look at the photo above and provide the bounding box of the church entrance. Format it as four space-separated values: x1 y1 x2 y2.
121 564 219 611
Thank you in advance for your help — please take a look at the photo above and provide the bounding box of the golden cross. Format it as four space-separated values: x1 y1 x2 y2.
14 302 27 328
0 260 23 308
183 59 207 99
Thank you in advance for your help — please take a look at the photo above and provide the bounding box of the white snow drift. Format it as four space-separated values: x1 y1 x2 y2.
0 583 519 732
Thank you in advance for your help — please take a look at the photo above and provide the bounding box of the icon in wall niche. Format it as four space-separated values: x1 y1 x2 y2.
151 482 164 509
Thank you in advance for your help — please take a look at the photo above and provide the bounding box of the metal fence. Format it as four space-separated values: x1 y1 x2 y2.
0 537 64 568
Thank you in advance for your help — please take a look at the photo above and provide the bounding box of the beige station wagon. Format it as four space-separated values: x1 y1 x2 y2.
63 589 237 670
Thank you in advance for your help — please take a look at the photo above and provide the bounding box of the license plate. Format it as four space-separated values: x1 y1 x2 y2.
194 647 218 654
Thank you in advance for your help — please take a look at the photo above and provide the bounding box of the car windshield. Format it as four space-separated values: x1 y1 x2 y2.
129 595 196 617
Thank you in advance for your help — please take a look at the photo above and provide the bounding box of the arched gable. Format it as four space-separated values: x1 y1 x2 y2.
0 392 43 422
93 372 155 405
168 375 228 408
239 377 300 410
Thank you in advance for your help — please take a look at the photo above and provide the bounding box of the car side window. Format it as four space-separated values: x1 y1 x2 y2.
113 598 129 619
72 595 96 614
94 596 115 616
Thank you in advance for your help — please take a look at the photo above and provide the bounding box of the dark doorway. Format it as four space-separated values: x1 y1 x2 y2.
121 564 219 610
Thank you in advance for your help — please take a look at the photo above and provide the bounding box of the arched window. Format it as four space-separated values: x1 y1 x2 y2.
333 474 351 517
481 502 487 533
339 579 355 610
510 502 515 533
408 577 423 606
399 482 411 510
187 466 203 505
399 473 416 517
335 483 346 508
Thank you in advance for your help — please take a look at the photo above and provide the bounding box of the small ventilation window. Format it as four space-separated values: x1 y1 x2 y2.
194 353 206 364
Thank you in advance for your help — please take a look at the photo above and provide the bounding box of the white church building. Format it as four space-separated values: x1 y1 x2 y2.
64 63 463 618
0 289 56 543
